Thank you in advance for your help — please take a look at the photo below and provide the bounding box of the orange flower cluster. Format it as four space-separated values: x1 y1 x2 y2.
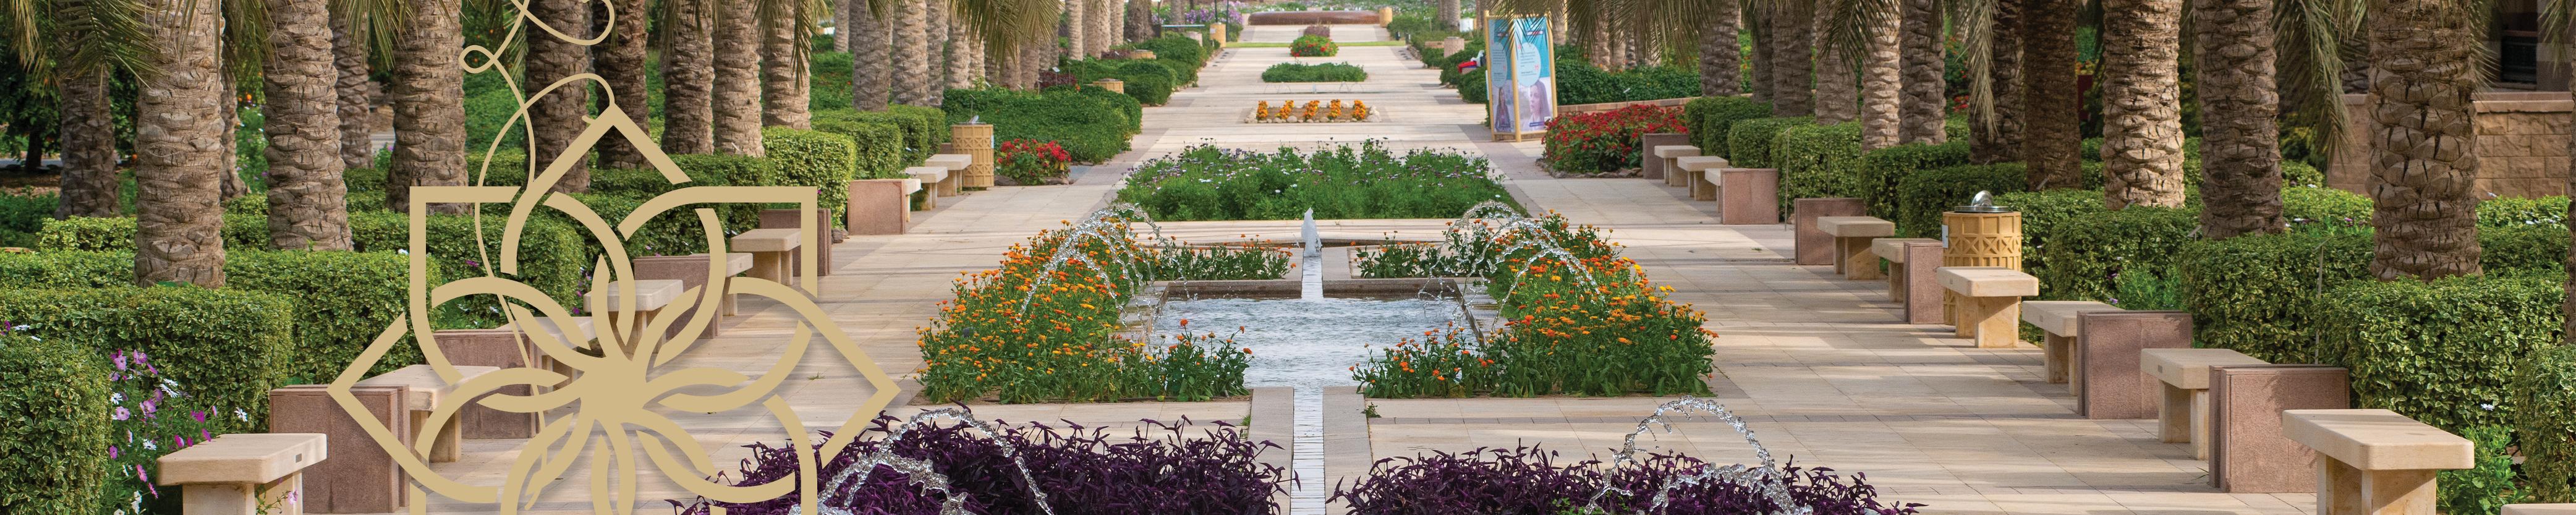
1252 100 1373 122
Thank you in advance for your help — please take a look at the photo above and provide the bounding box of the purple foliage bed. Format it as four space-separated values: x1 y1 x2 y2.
1332 446 1924 515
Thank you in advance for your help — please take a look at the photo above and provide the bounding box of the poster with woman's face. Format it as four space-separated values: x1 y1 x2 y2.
1511 18 1554 134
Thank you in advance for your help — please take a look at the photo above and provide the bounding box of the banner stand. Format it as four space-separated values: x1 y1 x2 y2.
1483 13 1555 142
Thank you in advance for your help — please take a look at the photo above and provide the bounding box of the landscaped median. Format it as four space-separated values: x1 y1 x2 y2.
1116 142 1510 220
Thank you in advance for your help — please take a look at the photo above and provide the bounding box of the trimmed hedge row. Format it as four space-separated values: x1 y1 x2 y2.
807 111 908 179
1680 96 1771 155
0 287 296 434
2178 225 2568 364
2318 275 2561 433
1772 122 1866 215
0 333 111 515
1724 116 1811 169
1069 59 1181 104
761 127 860 227
2519 345 2576 503
1856 141 1973 217
942 86 1142 163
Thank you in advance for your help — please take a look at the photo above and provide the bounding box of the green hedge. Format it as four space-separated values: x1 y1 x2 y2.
942 87 1139 163
2179 226 2568 364
37 215 271 253
810 114 908 179
1894 163 2026 237
1680 96 1772 154
886 104 955 161
2031 206 2200 302
2319 275 2561 433
1069 59 1181 104
1724 117 1811 169
0 334 109 515
1260 61 1369 83
588 164 763 234
1458 73 1487 103
2518 344 2576 503
1855 141 1973 218
761 127 859 228
1991 189 2106 293
0 287 295 433
1771 122 1867 218
2480 195 2570 227
0 250 425 385
349 211 585 326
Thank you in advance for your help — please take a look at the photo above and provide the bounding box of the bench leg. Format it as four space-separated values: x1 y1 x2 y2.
2317 458 2436 515
2159 383 2191 445
1965 297 2020 348
409 409 463 462
750 251 791 285
1885 262 1905 301
1842 239 1881 280
182 473 302 515
2189 388 2213 459
2044 333 2074 383
1690 170 1716 201
1665 158 1684 187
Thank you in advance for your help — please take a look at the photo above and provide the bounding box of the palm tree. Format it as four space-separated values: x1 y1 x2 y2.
391 0 469 213
1749 0 1772 103
330 5 378 174
1126 0 1150 41
892 0 930 105
928 0 951 90
1856 0 1899 148
1811 0 1856 124
1698 0 1740 96
1063 0 1085 61
1897 0 1944 143
57 71 121 218
850 0 890 108
665 0 717 153
2363 0 2481 279
2193 0 2284 238
595 0 651 168
3 0 155 219
1769 0 1812 116
761 0 815 129
1967 0 2019 161
2099 0 2185 209
1437 0 1460 33
261 0 353 250
2018 0 2079 189
527 0 590 192
948 7 977 89
713 0 766 155
134 0 229 286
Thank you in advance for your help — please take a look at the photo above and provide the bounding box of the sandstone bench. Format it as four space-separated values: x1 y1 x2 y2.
760 208 835 277
354 364 501 464
2021 300 2123 384
2141 347 2268 459
2284 409 2474 515
1936 266 2036 348
1816 216 1894 280
587 279 684 355
1792 198 1865 265
1873 238 1943 323
903 166 950 208
730 229 802 286
1640 134 1688 180
636 252 754 320
1675 156 1726 201
156 433 328 515
1714 168 1781 225
848 178 922 235
430 320 596 438
1652 145 1699 187
925 154 971 197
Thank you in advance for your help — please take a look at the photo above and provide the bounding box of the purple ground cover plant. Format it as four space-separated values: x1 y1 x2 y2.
1332 445 1923 515
673 413 1288 515
100 349 231 515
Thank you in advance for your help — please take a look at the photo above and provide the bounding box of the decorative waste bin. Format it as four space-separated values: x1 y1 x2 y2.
953 122 995 188
1941 192 2021 325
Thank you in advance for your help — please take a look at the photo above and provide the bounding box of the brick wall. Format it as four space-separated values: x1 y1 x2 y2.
2332 92 2572 198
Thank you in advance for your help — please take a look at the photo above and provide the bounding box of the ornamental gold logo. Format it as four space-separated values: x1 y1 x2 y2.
321 2 898 514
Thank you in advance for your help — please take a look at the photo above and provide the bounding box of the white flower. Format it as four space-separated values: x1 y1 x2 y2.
142 440 158 451
397 249 409 255
2480 402 2497 411
234 408 249 422
111 392 124 405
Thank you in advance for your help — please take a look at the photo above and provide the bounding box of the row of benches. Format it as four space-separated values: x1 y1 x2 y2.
853 153 976 235
1784 209 2560 515
1643 136 1782 224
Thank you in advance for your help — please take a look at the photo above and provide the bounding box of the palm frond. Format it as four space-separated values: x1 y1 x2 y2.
1952 0 1996 129
953 0 1055 55
1820 0 1897 68
1 0 159 82
2274 0 2359 163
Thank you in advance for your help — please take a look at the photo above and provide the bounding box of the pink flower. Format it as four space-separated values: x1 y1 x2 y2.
113 353 127 370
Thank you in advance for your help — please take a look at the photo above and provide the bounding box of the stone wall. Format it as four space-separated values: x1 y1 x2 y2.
2331 92 2572 197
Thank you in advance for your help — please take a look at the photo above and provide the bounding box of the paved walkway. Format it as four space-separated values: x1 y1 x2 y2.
389 24 2312 515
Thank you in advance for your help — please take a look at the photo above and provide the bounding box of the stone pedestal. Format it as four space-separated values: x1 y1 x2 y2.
2209 364 2352 493
1639 134 1688 180
1898 242 1945 324
762 208 837 276
2073 310 2191 419
1094 79 1125 94
1718 169 1782 224
1792 198 1864 265
269 385 410 513
1441 36 1464 57
846 179 912 236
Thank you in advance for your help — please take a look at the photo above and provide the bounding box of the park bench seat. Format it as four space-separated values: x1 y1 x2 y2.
156 433 329 515
1869 238 1942 320
584 279 684 312
2141 347 2269 459
1652 145 1699 158
1937 266 2036 348
354 365 501 464
1816 216 1895 280
731 229 804 289
925 154 971 196
2022 300 2122 383
2284 409 2475 515
904 166 949 208
1653 145 1700 187
1675 156 1727 200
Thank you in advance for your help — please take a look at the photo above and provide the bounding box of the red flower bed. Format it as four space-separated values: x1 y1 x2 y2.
997 139 1073 185
1542 104 1687 176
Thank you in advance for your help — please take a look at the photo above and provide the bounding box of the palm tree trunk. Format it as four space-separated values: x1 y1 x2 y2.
1065 0 1088 61
852 0 891 108
948 12 977 89
893 0 932 104
391 0 469 213
1859 5 1902 149
2364 0 2481 279
1129 0 1154 41
1897 0 1946 143
1769 0 1813 116
595 0 652 168
135 0 229 286
666 0 716 153
1092 0 1113 57
261 0 354 250
712 0 765 155
1971 0 2023 162
2018 0 2080 189
928 0 951 92
2193 0 2284 238
55 69 120 218
1436 0 1459 32
762 0 814 128
2099 0 2185 209
1699 3 1741 96
1749 1 1772 103
1585 16 1612 69
1811 0 1856 124
528 0 591 192
330 7 376 174
835 0 854 51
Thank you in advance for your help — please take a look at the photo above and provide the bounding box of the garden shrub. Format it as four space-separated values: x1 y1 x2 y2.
762 126 860 226
1261 62 1369 82
0 192 56 247
1681 96 1772 154
348 210 585 326
670 153 779 190
1290 34 1338 56
2281 186 2374 229
917 224 1256 403
1892 163 2025 237
1991 189 2105 291
1771 122 1866 213
2031 206 2198 302
1552 58 1699 105
2517 344 2576 503
0 249 429 384
2179 226 2567 364
35 215 143 252
996 139 1073 185
809 111 908 179
1855 140 1972 217
0 287 295 433
2437 426 2527 515
1724 116 1812 169
1119 143 1510 221
1456 72 1487 103
0 333 110 515
2479 195 2569 227
2319 274 2561 432
1131 35 1210 69
1335 446 1918 515
2283 160 2326 187
942 87 1138 163
1065 59 1180 105
1541 104 1686 175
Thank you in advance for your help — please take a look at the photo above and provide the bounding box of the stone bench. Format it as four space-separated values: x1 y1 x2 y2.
2284 409 2474 514
156 433 328 515
1935 267 2036 348
904 166 950 208
1715 168 1782 224
587 279 684 355
2065 310 2194 419
1873 237 1944 323
848 179 918 235
729 228 810 292
2141 347 2268 459
1792 198 1864 265
2021 300 2123 384
926 153 971 197
1641 134 1688 181
2211 364 2352 493
267 385 406 513
490 317 597 389
1675 156 1727 201
353 364 501 464
635 252 755 339
760 208 836 277
1652 145 1699 187
429 322 599 438
1815 216 1894 280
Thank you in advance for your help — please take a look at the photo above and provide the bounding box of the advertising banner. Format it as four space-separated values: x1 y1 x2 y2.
1485 14 1553 141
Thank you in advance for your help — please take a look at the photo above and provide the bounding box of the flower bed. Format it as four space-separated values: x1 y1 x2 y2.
1291 35 1338 56
1354 213 1716 398
916 211 1292 404
1262 62 1369 82
1543 104 1688 176
1335 446 1919 515
1116 142 1511 221
1252 100 1374 122
996 139 1073 185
